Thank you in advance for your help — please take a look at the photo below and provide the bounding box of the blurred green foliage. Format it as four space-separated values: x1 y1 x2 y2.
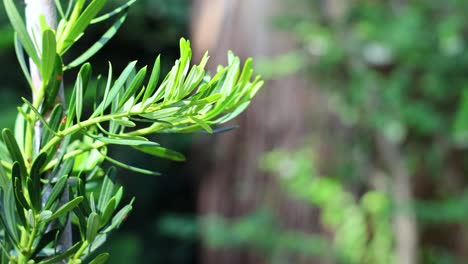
162 0 468 263
265 0 468 263
261 150 393 264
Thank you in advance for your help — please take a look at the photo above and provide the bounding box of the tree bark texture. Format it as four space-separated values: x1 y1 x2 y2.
190 0 326 263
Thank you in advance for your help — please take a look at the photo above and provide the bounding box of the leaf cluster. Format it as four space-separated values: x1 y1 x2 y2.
0 0 263 263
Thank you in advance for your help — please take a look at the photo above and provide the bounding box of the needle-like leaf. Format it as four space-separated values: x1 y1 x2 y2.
3 0 39 65
66 13 128 69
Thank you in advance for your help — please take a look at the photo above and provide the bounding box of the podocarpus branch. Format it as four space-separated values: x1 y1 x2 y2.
0 0 263 262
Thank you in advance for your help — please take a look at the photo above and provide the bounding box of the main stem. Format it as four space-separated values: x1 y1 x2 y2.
25 0 73 256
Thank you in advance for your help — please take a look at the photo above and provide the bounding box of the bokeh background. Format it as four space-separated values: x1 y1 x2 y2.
3 0 468 263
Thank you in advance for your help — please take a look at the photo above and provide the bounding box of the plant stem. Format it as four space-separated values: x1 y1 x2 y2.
25 0 74 257
25 0 57 157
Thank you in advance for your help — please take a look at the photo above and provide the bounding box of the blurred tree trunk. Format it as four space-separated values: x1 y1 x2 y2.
191 0 420 263
190 0 323 263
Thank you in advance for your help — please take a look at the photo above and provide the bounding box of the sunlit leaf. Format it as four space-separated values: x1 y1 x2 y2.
49 196 83 220
58 0 108 53
142 55 161 104
117 66 147 110
41 29 57 85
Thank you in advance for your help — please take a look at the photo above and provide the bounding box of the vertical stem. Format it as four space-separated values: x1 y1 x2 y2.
25 0 73 256
25 0 57 156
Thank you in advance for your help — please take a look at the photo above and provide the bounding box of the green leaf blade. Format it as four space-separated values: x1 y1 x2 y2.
133 146 186 162
41 29 57 85
50 196 84 221
3 0 40 65
66 13 128 69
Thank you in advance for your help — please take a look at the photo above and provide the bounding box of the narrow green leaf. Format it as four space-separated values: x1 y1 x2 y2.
30 228 60 258
56 157 75 181
163 63 180 103
2 184 18 241
104 156 160 176
67 63 92 126
43 55 64 111
173 39 192 100
41 29 57 85
21 98 57 136
13 177 27 225
117 66 147 110
27 177 41 212
143 56 161 103
237 58 254 88
38 241 83 264
89 253 110 264
26 209 35 227
11 162 28 208
30 152 47 182
3 0 39 64
100 197 117 228
44 175 68 210
92 61 137 117
114 186 124 207
215 101 251 124
58 0 108 53
90 192 97 213
111 118 136 127
29 152 47 211
14 104 27 155
39 210 52 221
94 136 159 147
14 34 33 89
49 196 83 220
67 13 128 69
188 93 222 107
0 209 17 244
190 116 213 134
86 212 101 242
41 104 63 148
97 168 116 213
54 0 66 19
2 128 27 177
64 0 78 20
91 0 136 23
74 206 88 239
76 72 84 121
77 178 92 215
181 65 204 97
133 146 186 162
93 123 145 140
103 202 133 233
140 106 181 120
0 162 8 191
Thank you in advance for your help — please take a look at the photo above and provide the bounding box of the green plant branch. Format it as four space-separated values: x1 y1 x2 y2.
0 0 264 262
